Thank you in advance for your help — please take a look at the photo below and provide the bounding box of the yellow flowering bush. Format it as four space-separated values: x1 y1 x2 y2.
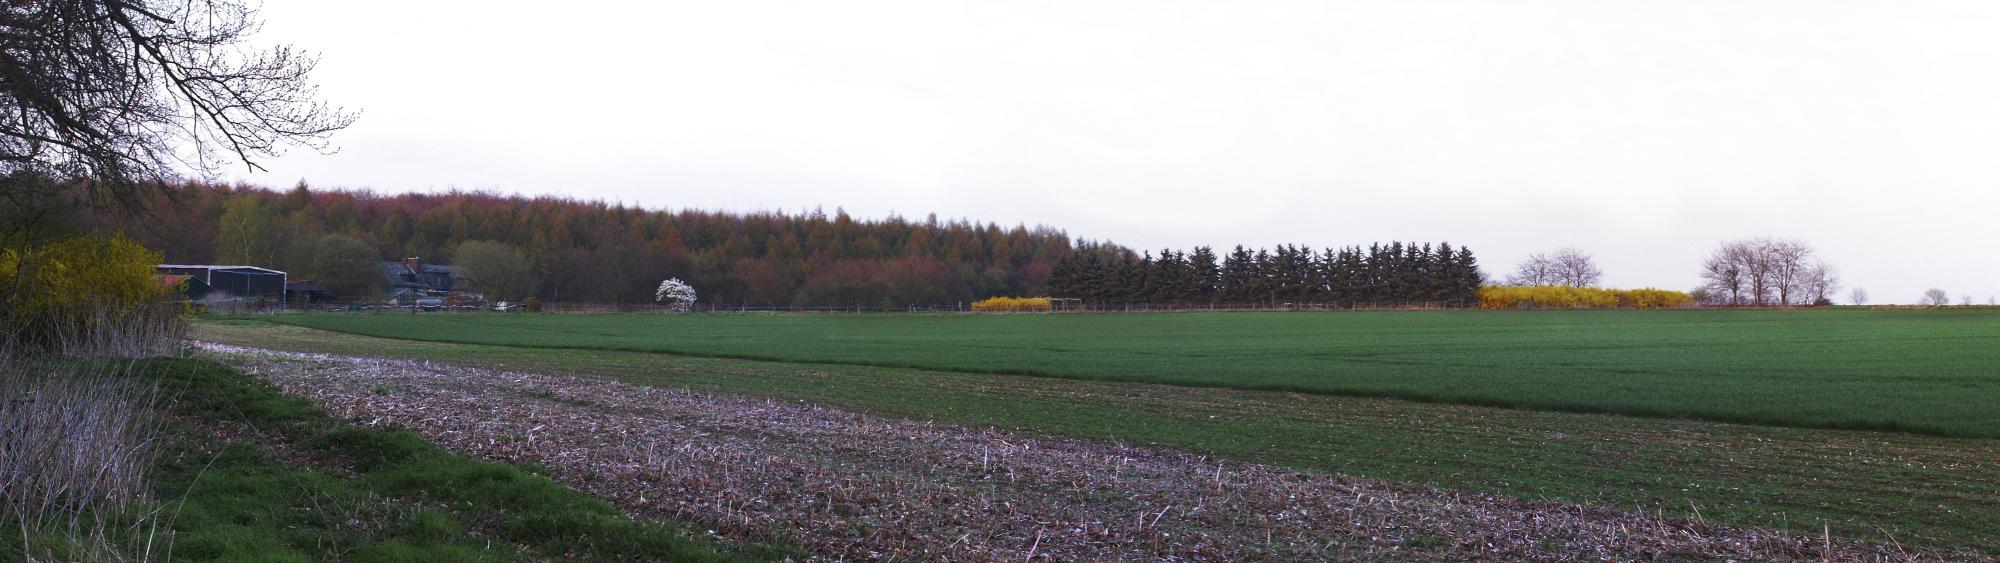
1478 285 1692 310
1 233 181 355
971 296 1052 312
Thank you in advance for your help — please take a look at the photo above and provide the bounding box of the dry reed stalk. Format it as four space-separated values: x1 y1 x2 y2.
0 358 168 561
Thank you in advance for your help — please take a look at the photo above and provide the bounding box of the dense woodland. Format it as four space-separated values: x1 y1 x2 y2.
79 183 1077 306
62 183 1494 309
1048 241 1485 308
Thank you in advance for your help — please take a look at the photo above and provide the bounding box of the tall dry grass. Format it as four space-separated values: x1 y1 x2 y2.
0 305 183 560
0 357 169 561
0 232 187 559
28 304 189 359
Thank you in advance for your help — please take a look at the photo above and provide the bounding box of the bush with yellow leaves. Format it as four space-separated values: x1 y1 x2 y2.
1 233 184 356
971 296 1052 313
1478 285 1692 310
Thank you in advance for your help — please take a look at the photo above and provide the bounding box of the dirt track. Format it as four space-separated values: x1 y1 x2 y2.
198 343 1954 561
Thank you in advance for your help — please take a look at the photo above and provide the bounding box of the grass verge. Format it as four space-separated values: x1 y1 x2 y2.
4 356 780 562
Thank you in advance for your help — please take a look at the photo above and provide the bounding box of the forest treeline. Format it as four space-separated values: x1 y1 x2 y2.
1047 242 1485 308
77 183 1080 306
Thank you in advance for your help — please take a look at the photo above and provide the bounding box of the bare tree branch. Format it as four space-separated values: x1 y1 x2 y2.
1 0 356 216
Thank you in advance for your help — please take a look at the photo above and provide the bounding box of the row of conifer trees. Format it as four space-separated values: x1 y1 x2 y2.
1046 241 1485 308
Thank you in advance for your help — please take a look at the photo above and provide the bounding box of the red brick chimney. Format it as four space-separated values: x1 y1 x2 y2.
404 257 421 273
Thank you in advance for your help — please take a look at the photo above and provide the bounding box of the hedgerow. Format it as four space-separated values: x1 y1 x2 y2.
1478 285 1693 309
972 296 1052 312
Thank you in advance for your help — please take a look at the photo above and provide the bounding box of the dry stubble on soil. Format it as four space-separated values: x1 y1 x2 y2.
196 343 1962 561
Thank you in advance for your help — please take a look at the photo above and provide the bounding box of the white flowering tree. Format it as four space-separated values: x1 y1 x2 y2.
655 278 697 312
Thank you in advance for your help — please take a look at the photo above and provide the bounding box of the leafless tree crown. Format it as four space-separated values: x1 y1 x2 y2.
1696 238 1838 306
1 0 356 213
1508 247 1600 288
1922 288 1950 307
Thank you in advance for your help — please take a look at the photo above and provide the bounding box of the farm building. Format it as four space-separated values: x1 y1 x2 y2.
156 274 213 302
379 257 469 304
156 265 286 300
285 280 335 305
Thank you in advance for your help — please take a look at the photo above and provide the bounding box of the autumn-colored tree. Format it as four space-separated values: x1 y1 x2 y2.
452 240 538 302
74 183 1081 307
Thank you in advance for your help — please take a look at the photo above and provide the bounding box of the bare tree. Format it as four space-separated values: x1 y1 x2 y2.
1699 238 1830 306
1 0 356 216
1764 240 1813 305
1702 240 1769 305
1798 261 1838 306
1506 253 1556 286
1739 240 1775 305
1699 251 1745 305
1549 247 1602 288
1510 247 1599 287
1963 294 1975 307
1922 288 1950 307
1847 287 1869 306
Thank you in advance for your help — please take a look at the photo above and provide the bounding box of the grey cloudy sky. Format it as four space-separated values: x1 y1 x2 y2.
242 0 2000 304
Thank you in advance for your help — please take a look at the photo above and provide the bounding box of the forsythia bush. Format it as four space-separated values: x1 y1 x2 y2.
1478 285 1692 310
1 233 180 355
971 296 1052 312
1620 288 1694 309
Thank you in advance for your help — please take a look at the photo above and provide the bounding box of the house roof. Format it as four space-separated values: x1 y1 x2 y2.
378 261 461 290
158 264 287 276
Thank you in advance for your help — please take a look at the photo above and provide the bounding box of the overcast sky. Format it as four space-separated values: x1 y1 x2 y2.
241 0 2000 304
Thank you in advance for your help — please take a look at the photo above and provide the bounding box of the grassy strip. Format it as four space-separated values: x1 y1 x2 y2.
128 357 772 561
194 321 2000 555
243 309 2000 438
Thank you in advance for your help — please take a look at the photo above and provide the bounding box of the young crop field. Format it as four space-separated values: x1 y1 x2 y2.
195 318 2000 555
255 309 2000 437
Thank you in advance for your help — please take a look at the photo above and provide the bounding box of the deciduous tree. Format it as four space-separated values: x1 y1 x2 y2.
1700 238 1833 306
1922 288 1950 307
214 195 279 266
1510 247 1599 288
1 0 355 215
654 278 697 312
452 240 538 302
305 234 383 300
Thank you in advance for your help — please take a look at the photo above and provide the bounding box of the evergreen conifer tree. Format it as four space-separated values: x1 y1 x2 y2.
1222 246 1255 304
1456 244 1484 307
1190 246 1220 305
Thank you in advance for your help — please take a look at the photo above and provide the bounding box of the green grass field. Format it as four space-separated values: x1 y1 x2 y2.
195 319 2000 554
257 309 2000 437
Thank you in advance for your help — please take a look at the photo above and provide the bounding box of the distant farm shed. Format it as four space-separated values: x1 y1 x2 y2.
156 274 212 301
285 280 335 304
156 265 287 300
